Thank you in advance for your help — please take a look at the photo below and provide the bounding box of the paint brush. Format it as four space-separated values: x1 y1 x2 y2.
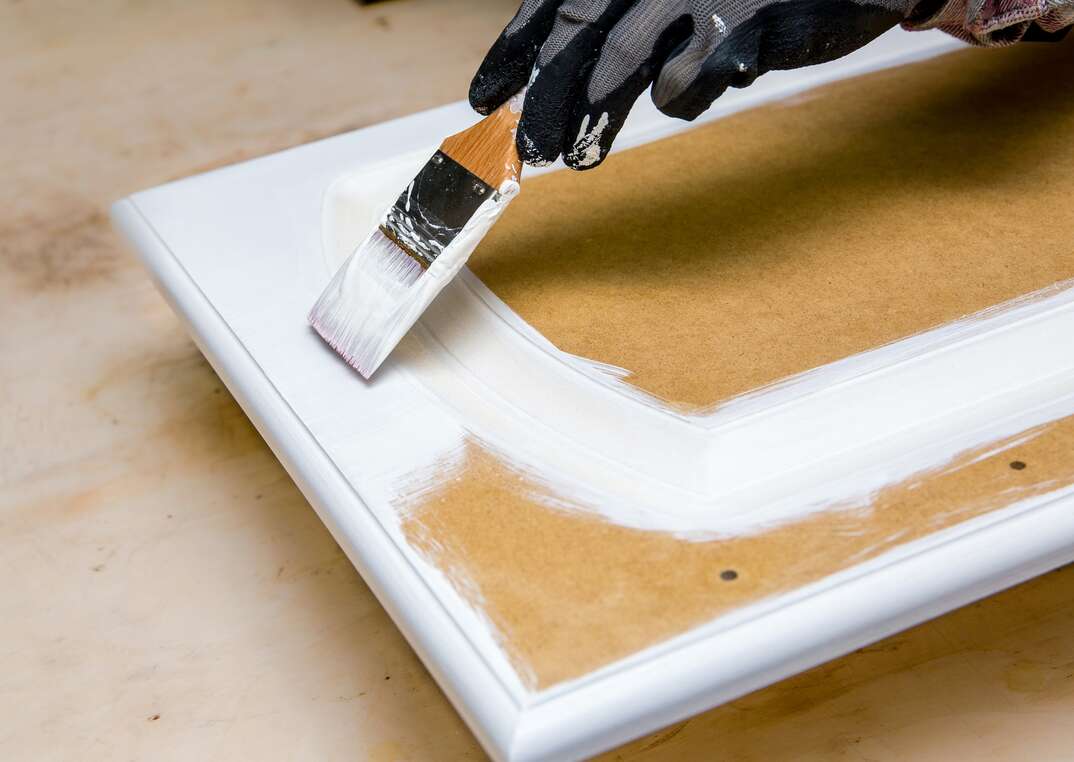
309 94 524 378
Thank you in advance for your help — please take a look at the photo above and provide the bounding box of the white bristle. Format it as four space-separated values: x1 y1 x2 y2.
308 228 423 378
309 180 521 379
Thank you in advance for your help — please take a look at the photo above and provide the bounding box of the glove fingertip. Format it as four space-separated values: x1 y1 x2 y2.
563 149 608 170
515 71 575 166
516 125 557 167
469 32 541 116
652 72 729 121
469 59 517 115
654 97 707 122
562 117 613 170
468 77 500 115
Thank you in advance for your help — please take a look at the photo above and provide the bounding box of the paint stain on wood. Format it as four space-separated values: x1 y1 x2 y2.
1 201 120 292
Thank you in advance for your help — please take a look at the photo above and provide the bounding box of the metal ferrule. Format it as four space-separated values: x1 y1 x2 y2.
380 150 499 268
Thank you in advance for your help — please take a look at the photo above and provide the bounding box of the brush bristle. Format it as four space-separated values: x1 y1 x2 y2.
308 228 424 378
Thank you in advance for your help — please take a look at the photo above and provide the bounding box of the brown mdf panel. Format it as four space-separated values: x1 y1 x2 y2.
470 40 1074 410
403 417 1074 689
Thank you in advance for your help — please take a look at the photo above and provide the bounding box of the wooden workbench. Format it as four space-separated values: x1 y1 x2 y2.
3 1 1073 759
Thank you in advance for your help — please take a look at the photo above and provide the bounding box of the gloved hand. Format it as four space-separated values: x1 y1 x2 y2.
470 0 915 169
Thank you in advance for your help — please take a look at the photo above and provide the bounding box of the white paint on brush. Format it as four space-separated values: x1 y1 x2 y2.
311 159 520 378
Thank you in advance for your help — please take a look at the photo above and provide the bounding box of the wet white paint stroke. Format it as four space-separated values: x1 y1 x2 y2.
388 445 542 690
390 410 1065 547
420 272 1074 528
935 427 1044 475
322 90 1074 540
389 438 471 520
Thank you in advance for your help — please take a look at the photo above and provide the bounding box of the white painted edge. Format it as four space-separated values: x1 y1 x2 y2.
109 201 522 759
512 486 1074 761
114 195 1074 760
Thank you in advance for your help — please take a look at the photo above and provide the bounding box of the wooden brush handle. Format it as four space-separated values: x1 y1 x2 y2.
439 96 523 189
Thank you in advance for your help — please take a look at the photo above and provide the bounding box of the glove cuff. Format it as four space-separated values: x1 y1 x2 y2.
903 0 1074 46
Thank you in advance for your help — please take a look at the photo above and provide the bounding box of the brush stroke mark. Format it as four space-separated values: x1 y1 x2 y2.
399 417 1074 688
325 157 1074 538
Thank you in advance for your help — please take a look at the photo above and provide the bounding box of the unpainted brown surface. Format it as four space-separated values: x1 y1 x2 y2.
473 41 1074 408
404 417 1074 688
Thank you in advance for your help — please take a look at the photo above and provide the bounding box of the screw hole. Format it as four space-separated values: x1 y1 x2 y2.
1010 461 1027 471
720 569 738 582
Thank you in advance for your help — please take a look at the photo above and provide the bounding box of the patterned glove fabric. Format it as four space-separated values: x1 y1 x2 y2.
470 0 915 169
470 0 1073 170
904 0 1074 45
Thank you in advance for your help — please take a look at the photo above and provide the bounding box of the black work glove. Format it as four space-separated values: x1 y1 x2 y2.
469 0 917 169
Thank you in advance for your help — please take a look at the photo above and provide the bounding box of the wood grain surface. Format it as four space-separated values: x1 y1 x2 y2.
3 2 1073 760
440 97 523 187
